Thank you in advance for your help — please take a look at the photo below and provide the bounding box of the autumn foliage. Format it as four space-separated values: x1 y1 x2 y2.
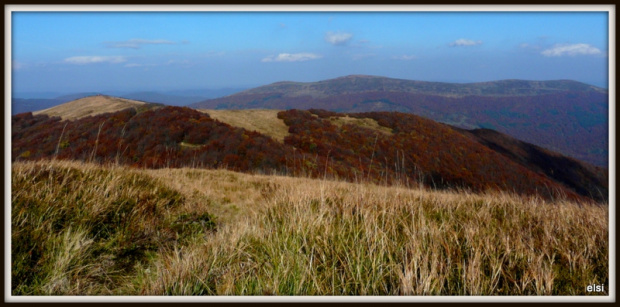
12 106 606 203
279 109 593 202
12 107 290 173
195 89 608 167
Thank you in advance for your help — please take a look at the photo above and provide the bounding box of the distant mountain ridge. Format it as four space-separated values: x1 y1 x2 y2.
190 75 608 167
220 75 606 98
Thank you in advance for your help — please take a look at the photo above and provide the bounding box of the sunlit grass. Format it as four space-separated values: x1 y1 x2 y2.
11 160 608 295
199 109 290 143
33 95 145 121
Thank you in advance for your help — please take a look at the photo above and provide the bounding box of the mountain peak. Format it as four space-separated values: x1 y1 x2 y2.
221 75 604 101
336 74 383 79
33 95 147 121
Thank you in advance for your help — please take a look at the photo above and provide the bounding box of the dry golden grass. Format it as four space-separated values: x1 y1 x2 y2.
138 169 608 295
33 95 145 121
199 109 290 142
328 115 393 135
197 109 393 142
11 160 211 295
11 160 609 296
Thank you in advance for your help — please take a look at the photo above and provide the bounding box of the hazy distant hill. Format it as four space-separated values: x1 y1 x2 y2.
164 87 248 99
193 75 605 102
54 92 104 102
12 88 247 114
13 93 111 115
118 90 246 106
191 75 608 167
116 92 202 106
11 98 65 115
119 88 247 105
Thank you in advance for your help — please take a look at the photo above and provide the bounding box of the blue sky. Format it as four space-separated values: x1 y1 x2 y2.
10 7 610 94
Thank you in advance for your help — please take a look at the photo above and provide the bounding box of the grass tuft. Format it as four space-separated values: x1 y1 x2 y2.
11 160 608 295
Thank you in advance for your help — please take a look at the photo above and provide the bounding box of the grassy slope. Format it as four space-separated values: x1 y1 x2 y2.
11 160 608 295
328 114 393 135
33 96 146 121
199 109 392 143
199 109 290 143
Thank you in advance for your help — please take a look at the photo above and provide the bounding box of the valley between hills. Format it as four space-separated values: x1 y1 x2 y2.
10 75 610 296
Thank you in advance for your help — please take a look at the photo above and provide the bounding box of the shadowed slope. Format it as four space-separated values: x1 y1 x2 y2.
456 128 609 202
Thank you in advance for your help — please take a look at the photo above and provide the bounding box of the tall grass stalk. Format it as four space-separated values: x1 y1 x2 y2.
140 167 608 295
12 160 608 295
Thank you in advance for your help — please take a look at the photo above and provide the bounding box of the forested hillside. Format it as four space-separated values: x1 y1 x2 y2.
192 75 608 167
12 106 607 203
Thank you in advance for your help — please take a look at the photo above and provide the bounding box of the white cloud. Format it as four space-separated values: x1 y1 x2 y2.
392 54 417 60
541 43 602 57
105 39 177 49
64 56 127 65
325 31 353 46
261 53 322 62
450 39 483 47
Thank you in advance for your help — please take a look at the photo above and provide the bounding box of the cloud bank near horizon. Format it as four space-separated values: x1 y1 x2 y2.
325 31 353 46
541 43 602 57
64 56 127 64
261 53 323 62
